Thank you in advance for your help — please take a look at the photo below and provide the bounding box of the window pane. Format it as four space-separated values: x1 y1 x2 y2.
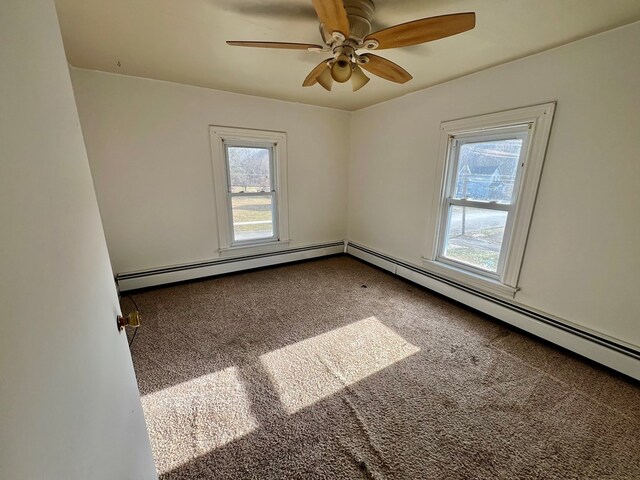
231 195 274 242
443 205 508 272
227 147 271 193
454 139 522 203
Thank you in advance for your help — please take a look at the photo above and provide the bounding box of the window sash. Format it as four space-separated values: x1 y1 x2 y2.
224 143 276 194
437 204 508 278
227 191 278 246
446 128 530 205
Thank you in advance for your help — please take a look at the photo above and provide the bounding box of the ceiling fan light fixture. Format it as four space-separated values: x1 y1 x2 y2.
331 54 352 83
317 66 334 91
351 65 369 91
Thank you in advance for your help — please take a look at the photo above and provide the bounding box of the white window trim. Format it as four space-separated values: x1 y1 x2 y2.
424 102 556 297
210 126 290 255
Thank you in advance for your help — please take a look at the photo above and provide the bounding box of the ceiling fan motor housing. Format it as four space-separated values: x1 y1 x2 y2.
344 0 375 42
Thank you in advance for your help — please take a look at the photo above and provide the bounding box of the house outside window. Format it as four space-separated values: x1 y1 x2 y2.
210 126 289 253
425 103 556 296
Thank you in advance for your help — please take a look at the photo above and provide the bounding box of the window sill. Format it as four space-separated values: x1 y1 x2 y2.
421 258 519 299
218 240 291 258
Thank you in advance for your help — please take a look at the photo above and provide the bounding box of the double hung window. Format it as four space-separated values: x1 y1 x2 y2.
427 103 555 295
438 126 529 277
210 127 289 252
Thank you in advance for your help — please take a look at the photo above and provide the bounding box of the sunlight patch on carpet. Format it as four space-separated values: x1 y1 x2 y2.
260 317 420 414
141 366 258 474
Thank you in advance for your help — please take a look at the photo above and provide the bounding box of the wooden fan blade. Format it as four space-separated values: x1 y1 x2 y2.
360 54 412 84
364 13 475 50
226 41 323 50
303 59 331 87
311 0 349 37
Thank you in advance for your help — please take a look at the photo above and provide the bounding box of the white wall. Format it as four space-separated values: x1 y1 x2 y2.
349 22 640 349
0 1 156 479
71 69 350 274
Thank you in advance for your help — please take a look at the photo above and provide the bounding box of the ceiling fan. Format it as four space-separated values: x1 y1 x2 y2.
227 0 475 92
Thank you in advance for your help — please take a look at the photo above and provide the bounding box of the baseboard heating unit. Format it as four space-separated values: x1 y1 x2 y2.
116 241 345 292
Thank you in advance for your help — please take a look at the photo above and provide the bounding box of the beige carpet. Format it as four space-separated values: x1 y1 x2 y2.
126 256 640 479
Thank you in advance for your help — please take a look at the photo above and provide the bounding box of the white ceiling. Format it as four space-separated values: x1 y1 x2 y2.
54 0 640 111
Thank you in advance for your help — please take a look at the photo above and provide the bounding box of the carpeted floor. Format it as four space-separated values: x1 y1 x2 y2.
126 256 640 479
